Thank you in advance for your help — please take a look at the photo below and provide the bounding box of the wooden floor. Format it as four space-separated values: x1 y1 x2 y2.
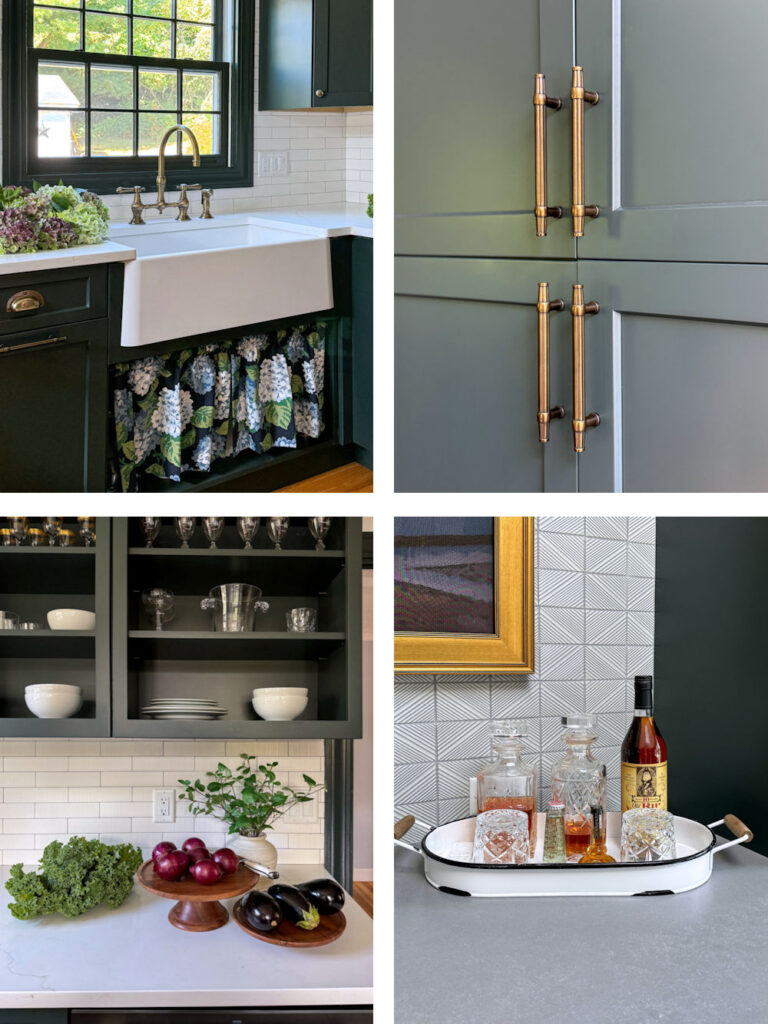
352 881 373 918
275 463 373 492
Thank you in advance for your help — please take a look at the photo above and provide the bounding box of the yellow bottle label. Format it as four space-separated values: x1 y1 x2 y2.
621 762 667 812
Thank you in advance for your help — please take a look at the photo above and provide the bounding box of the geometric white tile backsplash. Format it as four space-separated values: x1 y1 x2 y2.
0 740 325 868
394 517 656 838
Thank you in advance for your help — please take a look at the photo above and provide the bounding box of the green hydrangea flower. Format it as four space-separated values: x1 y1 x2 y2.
59 203 110 245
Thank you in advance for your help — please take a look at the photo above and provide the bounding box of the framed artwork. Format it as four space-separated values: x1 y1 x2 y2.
394 517 534 674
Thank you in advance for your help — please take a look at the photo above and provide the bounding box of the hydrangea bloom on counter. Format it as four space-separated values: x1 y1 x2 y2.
0 182 109 254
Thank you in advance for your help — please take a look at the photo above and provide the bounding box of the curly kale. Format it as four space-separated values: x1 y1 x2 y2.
5 836 143 920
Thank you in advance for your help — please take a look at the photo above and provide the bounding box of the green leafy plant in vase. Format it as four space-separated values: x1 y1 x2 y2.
179 756 325 876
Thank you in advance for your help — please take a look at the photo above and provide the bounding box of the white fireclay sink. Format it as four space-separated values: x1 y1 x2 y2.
109 214 333 348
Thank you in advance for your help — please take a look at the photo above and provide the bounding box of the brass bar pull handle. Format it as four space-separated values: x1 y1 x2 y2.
570 66 599 237
571 284 600 453
537 282 565 443
533 75 563 237
0 335 67 355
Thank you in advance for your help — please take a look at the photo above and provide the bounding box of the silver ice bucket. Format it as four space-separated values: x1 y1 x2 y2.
200 583 269 632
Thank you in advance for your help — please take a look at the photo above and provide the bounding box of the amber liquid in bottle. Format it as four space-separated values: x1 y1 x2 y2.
621 675 668 813
579 806 616 864
564 819 592 859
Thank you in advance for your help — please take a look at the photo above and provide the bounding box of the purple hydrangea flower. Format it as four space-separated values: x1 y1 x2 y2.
0 208 39 254
38 215 77 250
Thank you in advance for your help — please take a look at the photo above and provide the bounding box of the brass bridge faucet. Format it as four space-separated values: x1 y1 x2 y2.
116 123 214 225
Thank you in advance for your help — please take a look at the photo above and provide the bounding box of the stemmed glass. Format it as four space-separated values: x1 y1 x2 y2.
78 517 96 547
308 517 332 550
237 517 261 549
43 518 62 546
140 517 162 548
202 517 225 549
267 517 290 551
175 517 196 548
141 588 175 631
8 518 28 545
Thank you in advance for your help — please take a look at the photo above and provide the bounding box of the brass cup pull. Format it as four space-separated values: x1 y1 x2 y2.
533 74 563 237
6 289 44 314
570 66 599 237
536 282 565 443
571 283 600 453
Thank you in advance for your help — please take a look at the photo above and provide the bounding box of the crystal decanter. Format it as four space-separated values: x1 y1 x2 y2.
550 715 607 862
476 720 537 851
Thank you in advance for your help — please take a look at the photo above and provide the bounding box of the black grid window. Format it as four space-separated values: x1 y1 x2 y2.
3 0 254 192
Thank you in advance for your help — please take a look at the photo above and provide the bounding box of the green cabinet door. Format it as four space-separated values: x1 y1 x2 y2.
395 0 575 259
576 0 768 262
395 258 578 492
577 260 768 492
0 323 108 492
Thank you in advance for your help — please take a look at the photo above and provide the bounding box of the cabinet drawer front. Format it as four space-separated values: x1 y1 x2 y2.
0 265 108 335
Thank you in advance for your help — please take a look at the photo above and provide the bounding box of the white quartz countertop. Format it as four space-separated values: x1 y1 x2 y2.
245 205 373 238
0 238 137 275
0 866 373 1009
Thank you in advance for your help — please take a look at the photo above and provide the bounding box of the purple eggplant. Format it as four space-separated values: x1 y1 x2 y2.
241 889 282 932
267 884 320 929
296 878 345 915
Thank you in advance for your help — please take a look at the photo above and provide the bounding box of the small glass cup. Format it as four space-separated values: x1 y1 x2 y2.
175 517 197 549
267 517 290 550
8 517 27 544
472 808 530 865
286 607 318 632
0 613 20 630
78 517 96 547
19 622 42 631
237 517 261 549
140 517 162 548
58 529 77 547
0 528 17 546
308 517 332 550
620 808 676 862
27 528 46 547
202 517 225 549
43 518 62 546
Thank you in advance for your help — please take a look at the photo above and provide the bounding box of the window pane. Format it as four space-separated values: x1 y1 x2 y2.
85 0 128 11
38 62 86 108
38 109 86 157
34 8 81 49
91 110 134 156
133 0 172 15
184 112 218 155
35 0 81 7
183 70 220 112
85 12 128 53
139 69 178 110
139 113 181 155
90 65 133 110
176 22 213 60
177 0 214 22
133 17 172 58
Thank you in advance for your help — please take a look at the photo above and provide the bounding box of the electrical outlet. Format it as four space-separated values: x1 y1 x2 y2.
153 789 175 823
469 777 478 816
257 150 289 177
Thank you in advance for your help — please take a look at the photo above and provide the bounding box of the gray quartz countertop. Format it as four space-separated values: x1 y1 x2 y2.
395 842 768 1024
0 865 372 1009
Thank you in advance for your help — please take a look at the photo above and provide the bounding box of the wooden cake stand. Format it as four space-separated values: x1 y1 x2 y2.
137 859 257 932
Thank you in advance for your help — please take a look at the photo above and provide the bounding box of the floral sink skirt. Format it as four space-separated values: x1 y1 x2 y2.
113 323 325 492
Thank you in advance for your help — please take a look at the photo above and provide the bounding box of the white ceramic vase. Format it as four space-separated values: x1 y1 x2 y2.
229 833 278 886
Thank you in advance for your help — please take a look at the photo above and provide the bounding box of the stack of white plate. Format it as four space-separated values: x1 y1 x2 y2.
140 698 228 720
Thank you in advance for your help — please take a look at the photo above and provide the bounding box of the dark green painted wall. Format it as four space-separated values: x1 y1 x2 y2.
654 519 767 856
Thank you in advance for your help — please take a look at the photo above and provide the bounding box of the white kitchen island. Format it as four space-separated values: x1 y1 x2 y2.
0 867 372 1010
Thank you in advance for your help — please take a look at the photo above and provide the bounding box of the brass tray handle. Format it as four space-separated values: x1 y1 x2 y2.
6 289 44 314
570 66 599 237
571 283 600 453
533 74 563 237
536 282 565 443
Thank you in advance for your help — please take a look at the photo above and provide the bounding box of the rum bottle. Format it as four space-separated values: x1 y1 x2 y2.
621 675 667 812
477 721 537 850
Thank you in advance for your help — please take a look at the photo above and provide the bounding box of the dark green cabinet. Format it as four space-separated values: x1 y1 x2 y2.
351 236 373 465
259 0 373 111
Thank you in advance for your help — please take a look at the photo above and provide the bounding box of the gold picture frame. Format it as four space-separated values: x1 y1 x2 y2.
394 517 534 674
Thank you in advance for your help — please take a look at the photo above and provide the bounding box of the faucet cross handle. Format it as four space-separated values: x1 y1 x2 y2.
116 185 146 225
177 183 203 221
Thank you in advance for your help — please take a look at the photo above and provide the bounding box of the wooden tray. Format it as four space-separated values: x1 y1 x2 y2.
137 859 256 932
233 897 346 947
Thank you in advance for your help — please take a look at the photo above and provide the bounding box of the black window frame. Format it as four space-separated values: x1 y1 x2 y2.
3 0 254 194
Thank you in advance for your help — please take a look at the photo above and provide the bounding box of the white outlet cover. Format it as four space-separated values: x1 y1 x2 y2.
153 789 176 823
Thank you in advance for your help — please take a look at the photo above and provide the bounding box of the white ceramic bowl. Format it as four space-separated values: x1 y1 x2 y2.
25 689 83 719
25 684 82 694
252 690 309 721
252 687 309 696
47 609 96 631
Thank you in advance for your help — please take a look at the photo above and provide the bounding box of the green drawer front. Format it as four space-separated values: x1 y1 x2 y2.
0 265 108 336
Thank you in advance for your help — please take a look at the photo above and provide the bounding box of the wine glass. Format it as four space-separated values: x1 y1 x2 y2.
140 517 162 548
202 517 225 549
78 517 96 547
267 517 290 551
43 518 62 546
141 588 175 631
237 517 261 549
308 517 332 550
175 517 196 548
8 517 28 545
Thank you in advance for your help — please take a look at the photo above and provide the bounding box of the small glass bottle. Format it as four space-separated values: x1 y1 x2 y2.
543 801 567 863
477 720 537 850
551 715 606 862
579 805 616 864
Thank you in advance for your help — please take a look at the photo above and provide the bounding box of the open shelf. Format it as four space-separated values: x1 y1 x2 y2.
0 631 96 658
127 631 346 660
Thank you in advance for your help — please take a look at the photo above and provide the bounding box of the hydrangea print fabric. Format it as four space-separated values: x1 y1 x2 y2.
112 324 326 492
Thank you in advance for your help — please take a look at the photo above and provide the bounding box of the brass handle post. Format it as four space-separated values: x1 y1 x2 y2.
533 74 563 237
536 282 565 442
571 283 600 453
570 66 599 237
6 289 44 314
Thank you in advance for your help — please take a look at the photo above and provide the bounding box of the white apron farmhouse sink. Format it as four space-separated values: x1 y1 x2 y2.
109 214 333 348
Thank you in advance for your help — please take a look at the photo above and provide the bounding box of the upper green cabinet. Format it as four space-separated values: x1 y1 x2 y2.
259 0 373 110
